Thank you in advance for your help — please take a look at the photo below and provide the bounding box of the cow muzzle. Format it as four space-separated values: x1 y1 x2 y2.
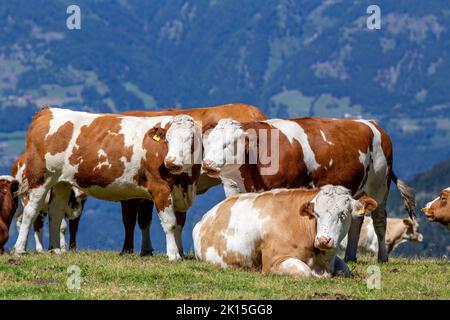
164 156 183 174
202 160 221 178
314 236 334 251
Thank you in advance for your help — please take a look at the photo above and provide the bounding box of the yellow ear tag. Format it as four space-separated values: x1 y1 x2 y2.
358 208 366 215
153 134 160 141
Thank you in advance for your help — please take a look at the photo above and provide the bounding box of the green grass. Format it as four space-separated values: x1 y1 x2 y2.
0 251 448 300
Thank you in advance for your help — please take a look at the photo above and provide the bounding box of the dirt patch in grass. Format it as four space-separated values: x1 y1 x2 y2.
28 279 61 286
309 292 352 300
7 258 24 265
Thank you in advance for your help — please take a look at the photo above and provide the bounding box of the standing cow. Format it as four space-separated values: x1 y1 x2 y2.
118 104 266 256
202 118 416 262
0 176 19 253
13 107 201 260
338 217 423 256
12 154 86 252
193 185 377 277
422 188 450 230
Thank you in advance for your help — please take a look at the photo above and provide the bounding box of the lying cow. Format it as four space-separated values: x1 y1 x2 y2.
0 176 19 253
422 188 450 230
12 154 86 252
202 118 416 262
193 185 377 277
14 107 201 260
119 104 266 256
339 217 423 256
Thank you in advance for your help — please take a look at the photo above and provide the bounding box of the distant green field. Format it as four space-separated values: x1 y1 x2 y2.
0 252 448 300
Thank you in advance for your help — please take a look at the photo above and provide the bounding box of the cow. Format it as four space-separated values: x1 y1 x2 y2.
12 154 87 252
202 117 416 262
338 217 423 256
193 185 377 277
118 104 266 256
422 188 450 230
0 175 19 253
13 107 201 261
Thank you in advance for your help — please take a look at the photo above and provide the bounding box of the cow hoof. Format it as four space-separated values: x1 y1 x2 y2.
35 248 45 254
377 258 388 263
120 250 133 256
140 250 153 257
168 252 183 261
11 249 27 256
49 248 64 255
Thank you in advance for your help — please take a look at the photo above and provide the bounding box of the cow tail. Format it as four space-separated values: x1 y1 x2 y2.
392 172 416 219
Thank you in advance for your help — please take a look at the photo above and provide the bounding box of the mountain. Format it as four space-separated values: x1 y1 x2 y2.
1 1 449 256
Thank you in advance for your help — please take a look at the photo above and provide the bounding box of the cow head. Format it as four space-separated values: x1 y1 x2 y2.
162 115 202 175
305 185 377 253
401 218 423 243
202 119 244 178
422 188 450 229
0 176 19 253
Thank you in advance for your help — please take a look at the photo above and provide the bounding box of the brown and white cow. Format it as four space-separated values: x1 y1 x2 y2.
13 107 201 260
0 176 19 253
12 154 86 252
422 188 450 230
202 118 416 262
339 217 423 256
193 185 377 277
118 104 266 256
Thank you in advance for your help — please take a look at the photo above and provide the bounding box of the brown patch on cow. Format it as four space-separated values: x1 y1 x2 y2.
46 121 74 155
298 118 375 194
69 116 133 188
24 108 53 188
199 197 239 263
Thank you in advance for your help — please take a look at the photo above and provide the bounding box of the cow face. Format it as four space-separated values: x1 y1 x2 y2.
310 185 377 253
164 115 201 175
401 218 423 242
422 188 450 229
0 176 19 253
202 119 244 177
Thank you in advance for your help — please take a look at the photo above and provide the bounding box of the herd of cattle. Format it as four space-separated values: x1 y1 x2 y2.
0 104 448 278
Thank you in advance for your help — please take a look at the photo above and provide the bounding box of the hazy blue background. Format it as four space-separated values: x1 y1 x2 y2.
1 0 449 256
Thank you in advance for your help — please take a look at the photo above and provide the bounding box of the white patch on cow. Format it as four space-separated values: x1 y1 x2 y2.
329 159 333 167
320 130 334 146
279 258 312 277
0 175 15 182
94 149 111 171
222 198 269 267
355 120 389 203
266 119 320 174
205 247 226 267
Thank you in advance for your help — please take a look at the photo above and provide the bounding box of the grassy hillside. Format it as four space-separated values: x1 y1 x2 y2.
0 252 448 299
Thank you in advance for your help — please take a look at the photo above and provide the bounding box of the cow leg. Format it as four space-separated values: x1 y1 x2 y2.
59 218 67 252
33 213 45 253
120 199 139 255
344 215 364 262
14 185 50 255
137 200 154 257
371 202 388 262
271 258 312 277
69 216 81 251
48 183 72 254
174 211 186 256
153 193 182 261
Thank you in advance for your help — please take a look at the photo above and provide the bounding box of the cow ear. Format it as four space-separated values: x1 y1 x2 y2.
301 202 315 218
403 218 413 226
356 196 378 215
148 125 166 141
